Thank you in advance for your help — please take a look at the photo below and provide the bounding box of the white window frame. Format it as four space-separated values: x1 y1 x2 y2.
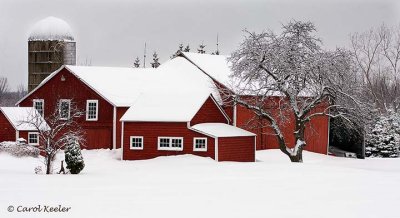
193 137 207 152
59 99 71 120
130 136 144 150
33 99 44 117
86 100 99 121
28 132 39 146
157 137 184 151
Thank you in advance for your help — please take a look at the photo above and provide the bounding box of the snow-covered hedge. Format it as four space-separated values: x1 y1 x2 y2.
0 141 40 157
365 113 400 158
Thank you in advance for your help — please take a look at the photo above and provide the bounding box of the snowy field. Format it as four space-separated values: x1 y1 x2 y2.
1 149 400 218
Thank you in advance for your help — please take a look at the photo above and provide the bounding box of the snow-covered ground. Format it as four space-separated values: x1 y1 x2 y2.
0 149 399 218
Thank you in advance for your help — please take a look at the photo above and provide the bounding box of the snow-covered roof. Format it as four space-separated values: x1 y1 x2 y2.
120 92 212 122
190 123 256 137
180 52 232 85
17 56 223 108
28 16 74 41
0 107 48 131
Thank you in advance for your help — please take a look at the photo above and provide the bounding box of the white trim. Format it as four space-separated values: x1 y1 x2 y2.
15 131 19 141
33 99 44 117
28 132 39 145
326 115 330 155
121 121 124 160
112 106 116 150
157 137 184 151
254 135 257 162
233 103 237 126
193 137 207 152
129 136 144 150
215 137 219 161
59 99 71 120
209 94 231 124
86 100 98 121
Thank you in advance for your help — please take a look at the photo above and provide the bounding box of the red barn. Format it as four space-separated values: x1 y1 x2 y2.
11 52 330 161
0 107 47 145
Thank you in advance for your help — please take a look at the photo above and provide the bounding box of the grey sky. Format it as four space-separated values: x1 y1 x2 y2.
0 0 399 90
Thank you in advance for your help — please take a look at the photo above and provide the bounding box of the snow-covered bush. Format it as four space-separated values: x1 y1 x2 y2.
34 166 43 174
64 138 85 174
0 141 40 157
365 113 400 158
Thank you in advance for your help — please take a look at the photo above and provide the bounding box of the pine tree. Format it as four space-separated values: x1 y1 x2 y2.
365 113 400 158
171 44 184 59
184 45 190 52
133 57 140 68
151 51 161 68
64 138 85 174
198 43 206 54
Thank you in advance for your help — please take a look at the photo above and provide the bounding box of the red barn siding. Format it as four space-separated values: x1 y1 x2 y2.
235 96 329 154
191 97 228 125
123 122 215 160
218 136 255 162
0 111 16 142
116 107 129 149
19 68 114 149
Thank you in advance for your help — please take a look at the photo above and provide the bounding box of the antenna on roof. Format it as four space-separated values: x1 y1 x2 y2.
143 42 147 68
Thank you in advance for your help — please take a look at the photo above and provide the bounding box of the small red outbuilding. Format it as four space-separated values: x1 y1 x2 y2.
120 93 256 162
0 107 46 145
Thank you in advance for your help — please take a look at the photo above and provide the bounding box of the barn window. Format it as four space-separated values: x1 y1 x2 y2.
33 99 44 117
158 137 183 151
193 138 207 152
59 99 71 120
86 100 98 121
28 132 39 145
130 136 143 150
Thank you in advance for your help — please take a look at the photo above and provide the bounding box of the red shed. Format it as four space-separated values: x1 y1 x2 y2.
120 93 256 162
0 107 47 145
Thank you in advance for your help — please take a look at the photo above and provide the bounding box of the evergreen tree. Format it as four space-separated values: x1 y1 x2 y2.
133 57 140 68
365 113 400 158
151 51 161 68
184 45 190 52
171 44 184 59
64 138 85 174
197 43 206 54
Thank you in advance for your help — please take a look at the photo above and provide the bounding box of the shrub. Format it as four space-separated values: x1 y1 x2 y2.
64 138 85 174
0 141 40 157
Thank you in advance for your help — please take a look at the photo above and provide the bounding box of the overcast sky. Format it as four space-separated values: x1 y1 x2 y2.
0 0 399 90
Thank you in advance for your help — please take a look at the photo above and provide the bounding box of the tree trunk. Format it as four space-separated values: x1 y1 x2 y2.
289 120 306 163
45 156 51 174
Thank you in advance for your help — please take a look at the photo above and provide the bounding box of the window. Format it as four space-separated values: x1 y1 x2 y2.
86 100 98 121
130 136 143 150
193 138 207 152
28 132 39 145
33 99 44 117
59 99 71 120
158 137 183 151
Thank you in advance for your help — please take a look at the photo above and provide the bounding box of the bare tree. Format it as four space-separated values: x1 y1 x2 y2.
225 21 363 162
17 84 27 99
351 24 400 113
19 100 85 174
0 77 9 104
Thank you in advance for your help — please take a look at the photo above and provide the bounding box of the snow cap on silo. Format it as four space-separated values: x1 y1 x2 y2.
28 16 74 41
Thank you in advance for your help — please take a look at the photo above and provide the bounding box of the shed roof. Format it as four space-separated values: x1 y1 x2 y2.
190 123 256 137
0 107 48 131
120 92 212 122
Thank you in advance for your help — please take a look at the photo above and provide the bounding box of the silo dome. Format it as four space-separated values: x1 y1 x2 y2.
28 16 74 41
